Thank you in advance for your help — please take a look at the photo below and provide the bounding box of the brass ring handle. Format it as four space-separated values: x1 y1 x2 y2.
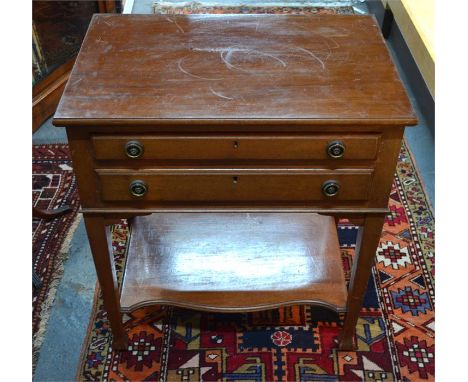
321 180 340 197
327 140 346 159
125 140 144 159
129 180 148 197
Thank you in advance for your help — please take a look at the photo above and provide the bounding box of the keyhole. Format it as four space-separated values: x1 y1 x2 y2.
232 176 238 184
233 141 239 149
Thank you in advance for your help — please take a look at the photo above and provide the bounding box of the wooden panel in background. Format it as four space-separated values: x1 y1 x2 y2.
33 57 75 132
33 1 121 131
381 0 434 98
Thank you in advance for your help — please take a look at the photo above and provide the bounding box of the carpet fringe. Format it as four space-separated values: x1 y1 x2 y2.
32 213 83 374
75 283 102 382
402 136 434 214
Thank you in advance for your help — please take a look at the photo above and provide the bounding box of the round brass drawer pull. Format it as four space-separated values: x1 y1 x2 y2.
327 140 346 159
125 140 144 159
322 180 340 197
129 180 148 197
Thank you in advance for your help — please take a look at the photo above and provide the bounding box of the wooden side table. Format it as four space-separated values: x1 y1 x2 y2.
53 14 417 351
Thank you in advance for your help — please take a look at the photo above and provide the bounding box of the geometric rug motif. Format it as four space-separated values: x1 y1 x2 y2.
77 138 435 381
77 5 434 381
32 144 81 371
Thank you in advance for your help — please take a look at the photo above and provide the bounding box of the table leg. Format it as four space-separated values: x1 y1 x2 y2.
339 214 385 350
334 215 340 228
83 215 128 350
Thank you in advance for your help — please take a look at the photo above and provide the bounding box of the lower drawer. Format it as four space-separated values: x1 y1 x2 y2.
97 169 373 203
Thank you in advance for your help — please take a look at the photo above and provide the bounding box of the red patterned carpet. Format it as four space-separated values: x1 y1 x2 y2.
33 144 81 367
77 139 434 381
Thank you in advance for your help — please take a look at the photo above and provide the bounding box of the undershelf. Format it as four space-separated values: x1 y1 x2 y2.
120 212 347 313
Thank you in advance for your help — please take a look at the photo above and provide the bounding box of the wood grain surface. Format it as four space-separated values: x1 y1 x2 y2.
54 14 417 125
120 212 347 312
97 168 373 202
91 133 380 161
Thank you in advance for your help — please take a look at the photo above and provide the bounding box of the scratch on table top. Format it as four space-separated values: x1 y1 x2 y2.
209 87 234 100
296 47 325 70
327 37 340 49
320 36 332 63
177 59 224 81
166 17 185 34
220 49 246 72
71 78 83 86
192 48 225 53
250 51 287 68
220 46 288 73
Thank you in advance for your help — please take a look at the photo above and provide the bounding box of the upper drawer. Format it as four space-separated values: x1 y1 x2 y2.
91 134 380 162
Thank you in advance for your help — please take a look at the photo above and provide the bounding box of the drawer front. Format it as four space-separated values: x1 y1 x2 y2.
97 170 373 203
92 134 380 161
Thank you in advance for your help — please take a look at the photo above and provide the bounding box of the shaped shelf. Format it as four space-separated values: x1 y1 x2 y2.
120 212 347 313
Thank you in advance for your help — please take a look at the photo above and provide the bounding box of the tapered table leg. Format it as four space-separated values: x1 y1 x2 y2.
83 215 128 350
339 214 385 350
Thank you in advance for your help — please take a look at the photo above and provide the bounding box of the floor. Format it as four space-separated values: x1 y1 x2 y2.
32 1 434 380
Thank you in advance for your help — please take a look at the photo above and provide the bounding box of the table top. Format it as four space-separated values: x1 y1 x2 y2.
54 14 416 126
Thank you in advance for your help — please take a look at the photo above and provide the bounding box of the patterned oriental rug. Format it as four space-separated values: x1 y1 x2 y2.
78 139 434 381
33 144 81 369
77 5 434 381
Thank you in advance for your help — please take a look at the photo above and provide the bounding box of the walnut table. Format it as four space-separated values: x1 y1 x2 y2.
53 14 417 350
